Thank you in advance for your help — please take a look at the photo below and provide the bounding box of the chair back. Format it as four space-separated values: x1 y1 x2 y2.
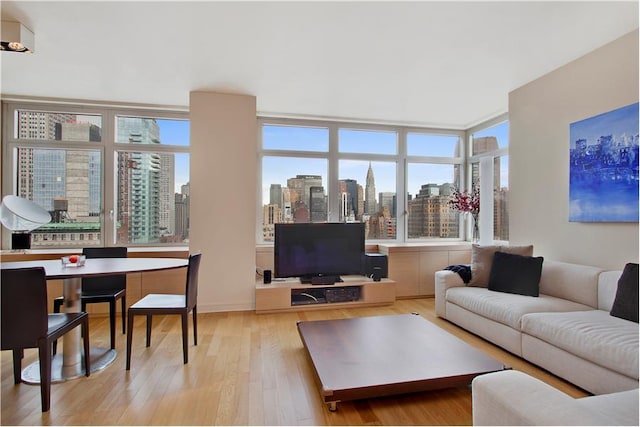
185 253 201 309
1 267 48 350
81 247 128 293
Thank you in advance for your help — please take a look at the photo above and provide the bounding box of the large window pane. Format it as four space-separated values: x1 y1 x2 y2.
339 129 397 155
406 163 458 239
261 156 327 241
469 156 509 241
338 160 397 239
495 155 509 241
16 147 102 247
263 125 329 151
407 133 461 157
116 151 190 244
116 116 189 146
14 110 102 142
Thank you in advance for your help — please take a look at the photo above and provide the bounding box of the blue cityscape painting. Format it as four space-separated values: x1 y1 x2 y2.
569 103 639 222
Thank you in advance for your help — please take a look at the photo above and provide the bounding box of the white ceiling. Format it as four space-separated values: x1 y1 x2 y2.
1 1 638 129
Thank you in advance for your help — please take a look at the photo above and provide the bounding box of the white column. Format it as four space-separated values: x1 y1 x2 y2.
479 157 494 245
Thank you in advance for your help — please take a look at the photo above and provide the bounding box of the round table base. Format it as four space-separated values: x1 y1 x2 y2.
21 347 117 384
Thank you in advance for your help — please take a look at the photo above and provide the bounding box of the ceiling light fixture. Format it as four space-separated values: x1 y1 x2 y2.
1 20 35 53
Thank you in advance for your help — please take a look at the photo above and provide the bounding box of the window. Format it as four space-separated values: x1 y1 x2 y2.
258 119 467 243
469 118 509 242
338 159 397 239
406 133 463 240
2 103 190 248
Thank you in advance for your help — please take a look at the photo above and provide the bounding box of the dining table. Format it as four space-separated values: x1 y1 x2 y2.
0 257 188 383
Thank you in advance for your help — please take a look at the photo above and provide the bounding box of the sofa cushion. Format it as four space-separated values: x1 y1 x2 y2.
538 260 603 308
446 287 592 330
488 252 544 297
469 245 501 287
598 270 622 311
610 263 639 323
469 244 533 287
521 310 639 379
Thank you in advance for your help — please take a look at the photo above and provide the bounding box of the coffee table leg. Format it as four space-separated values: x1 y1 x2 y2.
328 401 337 412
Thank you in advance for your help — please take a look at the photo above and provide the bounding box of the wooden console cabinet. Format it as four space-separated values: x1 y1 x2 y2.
378 243 471 298
255 276 395 313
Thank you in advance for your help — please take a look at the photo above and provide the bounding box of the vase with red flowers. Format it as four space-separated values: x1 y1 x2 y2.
449 186 480 242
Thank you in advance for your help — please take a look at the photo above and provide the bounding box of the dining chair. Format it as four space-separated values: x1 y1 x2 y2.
1 267 90 412
126 252 201 370
53 247 127 352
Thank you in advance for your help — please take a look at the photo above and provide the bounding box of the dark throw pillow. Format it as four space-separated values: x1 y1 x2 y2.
468 244 534 288
487 251 544 297
610 263 639 323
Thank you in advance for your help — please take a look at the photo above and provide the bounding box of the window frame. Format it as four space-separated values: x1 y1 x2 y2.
257 117 467 244
1 100 189 249
466 113 510 243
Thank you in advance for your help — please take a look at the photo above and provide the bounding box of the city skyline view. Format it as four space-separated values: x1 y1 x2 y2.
13 110 190 247
260 121 510 242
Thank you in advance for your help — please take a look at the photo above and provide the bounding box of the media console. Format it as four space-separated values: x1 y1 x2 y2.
255 275 395 313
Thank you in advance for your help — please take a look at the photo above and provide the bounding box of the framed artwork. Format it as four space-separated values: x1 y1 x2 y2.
569 102 639 222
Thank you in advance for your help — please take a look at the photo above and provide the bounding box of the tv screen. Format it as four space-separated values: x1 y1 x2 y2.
274 223 365 282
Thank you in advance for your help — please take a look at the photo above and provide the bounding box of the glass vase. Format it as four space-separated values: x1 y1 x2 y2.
470 213 480 243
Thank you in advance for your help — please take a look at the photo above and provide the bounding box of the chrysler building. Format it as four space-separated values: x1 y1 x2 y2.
365 162 377 214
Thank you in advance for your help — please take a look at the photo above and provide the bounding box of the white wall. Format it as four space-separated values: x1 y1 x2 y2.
509 30 639 269
190 91 257 311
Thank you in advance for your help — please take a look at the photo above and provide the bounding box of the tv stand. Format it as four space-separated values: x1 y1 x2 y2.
301 275 343 285
255 275 395 313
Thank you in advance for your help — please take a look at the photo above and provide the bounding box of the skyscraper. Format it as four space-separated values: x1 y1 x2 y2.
379 192 396 218
270 184 283 208
338 178 359 221
116 117 162 244
159 153 175 236
365 162 377 214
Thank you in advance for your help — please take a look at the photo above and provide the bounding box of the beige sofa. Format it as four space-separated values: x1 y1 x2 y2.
435 260 639 395
472 370 639 425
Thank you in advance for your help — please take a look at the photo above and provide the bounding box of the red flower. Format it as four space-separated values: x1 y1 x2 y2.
449 187 480 215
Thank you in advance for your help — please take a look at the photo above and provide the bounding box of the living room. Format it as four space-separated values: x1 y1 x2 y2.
1 1 638 425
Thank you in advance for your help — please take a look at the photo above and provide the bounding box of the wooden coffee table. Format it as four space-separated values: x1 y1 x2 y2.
297 313 508 411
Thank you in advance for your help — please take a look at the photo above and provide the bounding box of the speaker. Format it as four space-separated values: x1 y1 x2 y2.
11 233 31 250
263 269 272 284
362 253 388 280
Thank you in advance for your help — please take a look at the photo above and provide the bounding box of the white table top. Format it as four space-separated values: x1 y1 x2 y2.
1 257 188 280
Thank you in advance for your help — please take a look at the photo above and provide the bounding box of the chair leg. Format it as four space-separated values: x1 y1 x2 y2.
109 300 116 350
11 349 23 384
38 339 52 412
121 296 127 334
126 311 134 370
192 306 198 346
145 315 152 347
82 319 91 377
181 313 188 364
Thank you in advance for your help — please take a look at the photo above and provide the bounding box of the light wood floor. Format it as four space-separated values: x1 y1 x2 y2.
1 298 589 426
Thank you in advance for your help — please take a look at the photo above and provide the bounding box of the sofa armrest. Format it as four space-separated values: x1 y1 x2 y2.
472 371 616 426
434 269 465 318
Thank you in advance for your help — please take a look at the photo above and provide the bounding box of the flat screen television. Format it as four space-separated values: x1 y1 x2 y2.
274 222 365 283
